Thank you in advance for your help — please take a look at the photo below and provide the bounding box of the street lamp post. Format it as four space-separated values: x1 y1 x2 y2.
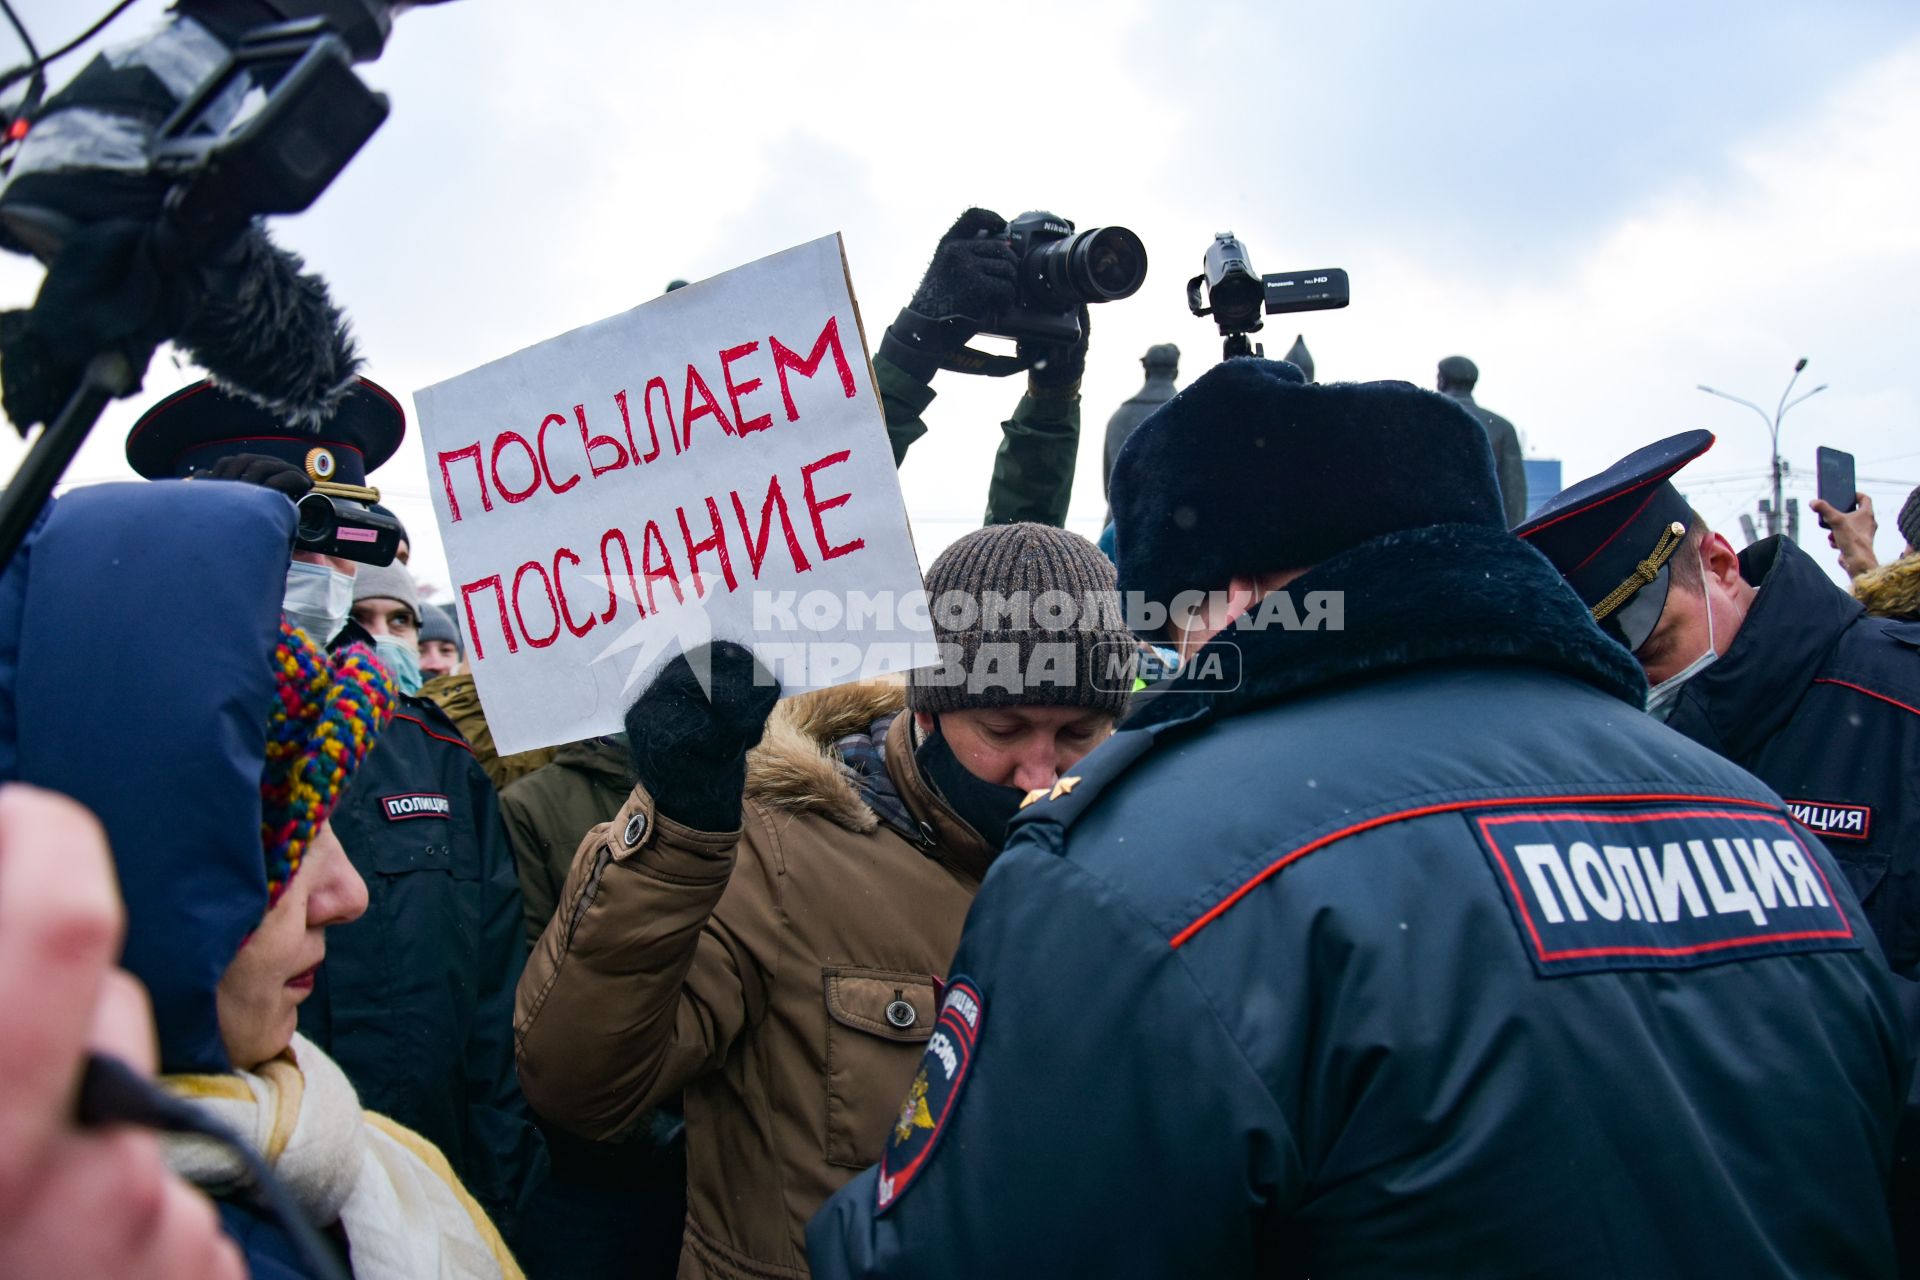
1697 358 1828 537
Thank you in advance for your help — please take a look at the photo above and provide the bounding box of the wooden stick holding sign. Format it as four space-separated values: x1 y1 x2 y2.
412 235 934 756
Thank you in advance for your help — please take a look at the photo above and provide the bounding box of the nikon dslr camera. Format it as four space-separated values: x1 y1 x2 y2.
983 211 1149 347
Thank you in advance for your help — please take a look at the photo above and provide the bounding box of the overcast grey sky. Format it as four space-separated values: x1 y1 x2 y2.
3 0 1916 597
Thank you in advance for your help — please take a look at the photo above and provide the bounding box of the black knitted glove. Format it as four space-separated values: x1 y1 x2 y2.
907 208 1018 324
202 452 314 499
880 208 1019 381
624 641 781 832
1022 304 1089 392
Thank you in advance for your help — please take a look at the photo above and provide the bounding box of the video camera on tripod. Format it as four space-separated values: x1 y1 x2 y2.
1186 232 1349 361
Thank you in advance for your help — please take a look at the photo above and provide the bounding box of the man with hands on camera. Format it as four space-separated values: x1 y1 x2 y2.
515 522 1130 1280
876 208 1090 528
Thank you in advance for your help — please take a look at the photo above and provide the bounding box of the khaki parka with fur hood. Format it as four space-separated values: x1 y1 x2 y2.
1852 550 1920 622
514 682 991 1280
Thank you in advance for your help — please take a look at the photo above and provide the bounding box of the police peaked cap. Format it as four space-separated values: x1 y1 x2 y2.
126 377 406 488
1109 358 1505 624
1514 430 1714 654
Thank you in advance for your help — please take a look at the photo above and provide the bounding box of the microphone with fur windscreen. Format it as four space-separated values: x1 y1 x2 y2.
0 221 363 433
0 1 429 568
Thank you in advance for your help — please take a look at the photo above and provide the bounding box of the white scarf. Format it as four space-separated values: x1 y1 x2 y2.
164 1033 522 1280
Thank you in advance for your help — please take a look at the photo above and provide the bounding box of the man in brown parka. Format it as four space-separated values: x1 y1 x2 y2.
513 523 1130 1279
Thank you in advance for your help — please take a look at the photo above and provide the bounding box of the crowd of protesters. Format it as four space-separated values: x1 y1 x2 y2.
0 192 1917 1280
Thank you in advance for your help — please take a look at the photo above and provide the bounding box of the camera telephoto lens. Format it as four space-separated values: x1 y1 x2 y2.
1065 226 1148 302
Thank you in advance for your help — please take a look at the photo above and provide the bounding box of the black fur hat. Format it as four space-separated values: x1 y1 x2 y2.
1109 358 1504 621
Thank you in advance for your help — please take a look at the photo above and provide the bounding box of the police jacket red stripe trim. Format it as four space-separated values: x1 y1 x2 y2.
394 711 476 755
1169 790 1783 949
1813 677 1920 719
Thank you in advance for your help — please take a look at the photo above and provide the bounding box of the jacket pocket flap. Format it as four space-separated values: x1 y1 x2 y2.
823 967 936 1043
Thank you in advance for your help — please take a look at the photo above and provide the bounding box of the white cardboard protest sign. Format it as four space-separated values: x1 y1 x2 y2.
413 235 933 756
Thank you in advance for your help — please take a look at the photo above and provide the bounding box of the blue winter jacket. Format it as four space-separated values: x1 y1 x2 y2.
809 523 1911 1279
0 481 332 1277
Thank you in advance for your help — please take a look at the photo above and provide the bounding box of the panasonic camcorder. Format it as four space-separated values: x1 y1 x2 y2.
1187 232 1349 359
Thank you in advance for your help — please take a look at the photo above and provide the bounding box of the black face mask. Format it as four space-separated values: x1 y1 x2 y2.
913 722 1028 851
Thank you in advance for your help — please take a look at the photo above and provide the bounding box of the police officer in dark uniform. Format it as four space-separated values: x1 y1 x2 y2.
1517 431 1920 979
127 379 548 1246
808 362 1910 1277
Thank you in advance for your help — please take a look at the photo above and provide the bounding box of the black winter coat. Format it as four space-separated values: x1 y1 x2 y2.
300 686 547 1239
1665 536 1920 976
811 524 1910 1279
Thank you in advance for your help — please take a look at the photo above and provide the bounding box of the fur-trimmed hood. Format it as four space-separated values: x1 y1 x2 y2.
1853 552 1920 622
745 680 906 833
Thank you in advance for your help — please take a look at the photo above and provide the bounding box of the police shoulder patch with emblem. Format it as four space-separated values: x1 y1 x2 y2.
875 976 983 1214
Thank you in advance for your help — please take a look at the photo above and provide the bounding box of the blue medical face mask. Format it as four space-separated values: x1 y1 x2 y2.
372 636 423 697
1645 647 1717 722
1645 548 1718 723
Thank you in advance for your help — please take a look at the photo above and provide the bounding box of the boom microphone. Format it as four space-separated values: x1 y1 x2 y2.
0 0 447 567
174 224 363 427
0 219 361 432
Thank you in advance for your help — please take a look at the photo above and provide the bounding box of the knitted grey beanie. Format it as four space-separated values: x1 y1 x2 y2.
1898 485 1920 552
909 522 1132 717
351 560 420 625
419 603 463 656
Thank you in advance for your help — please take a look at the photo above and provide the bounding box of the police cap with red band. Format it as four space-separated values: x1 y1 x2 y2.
125 377 406 488
1514 429 1714 654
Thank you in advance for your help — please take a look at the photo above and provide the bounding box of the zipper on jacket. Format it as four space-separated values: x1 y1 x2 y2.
566 846 613 941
